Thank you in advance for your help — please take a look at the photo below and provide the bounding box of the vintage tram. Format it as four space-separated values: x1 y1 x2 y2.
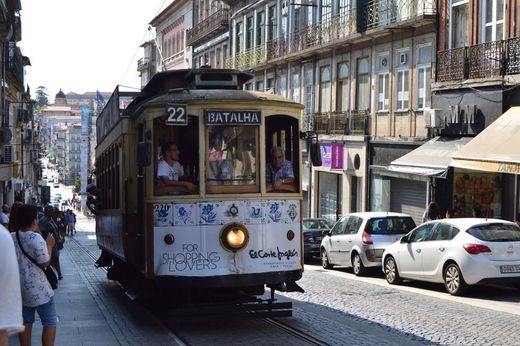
92 68 319 315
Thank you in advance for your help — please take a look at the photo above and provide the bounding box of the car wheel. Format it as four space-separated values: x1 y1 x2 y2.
352 252 366 276
384 256 401 285
443 263 468 296
321 249 333 269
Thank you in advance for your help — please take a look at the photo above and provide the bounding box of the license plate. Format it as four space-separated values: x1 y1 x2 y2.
499 265 520 273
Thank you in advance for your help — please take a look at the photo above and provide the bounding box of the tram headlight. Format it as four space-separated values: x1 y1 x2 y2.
220 223 249 252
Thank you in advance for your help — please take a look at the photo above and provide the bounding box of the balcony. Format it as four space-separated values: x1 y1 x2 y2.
312 111 370 136
186 9 230 47
359 0 436 32
436 37 520 83
226 11 357 70
5 42 23 88
137 57 150 71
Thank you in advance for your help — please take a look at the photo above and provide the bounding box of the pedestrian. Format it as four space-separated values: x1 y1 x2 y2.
445 209 455 219
422 202 441 223
472 206 484 218
71 210 77 235
7 201 23 232
0 204 9 227
516 213 520 227
11 204 58 346
39 206 63 280
0 224 24 344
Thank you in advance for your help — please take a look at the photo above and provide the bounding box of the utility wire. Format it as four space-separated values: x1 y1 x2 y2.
118 0 169 88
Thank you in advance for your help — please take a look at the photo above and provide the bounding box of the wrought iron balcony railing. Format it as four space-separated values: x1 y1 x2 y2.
226 10 357 69
360 0 436 31
186 9 230 47
436 37 520 82
312 111 370 136
137 57 150 71
5 42 23 86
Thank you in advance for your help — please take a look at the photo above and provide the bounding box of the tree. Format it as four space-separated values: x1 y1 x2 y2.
74 177 81 195
35 86 49 108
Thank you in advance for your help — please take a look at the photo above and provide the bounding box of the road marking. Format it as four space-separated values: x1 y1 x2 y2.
305 264 520 316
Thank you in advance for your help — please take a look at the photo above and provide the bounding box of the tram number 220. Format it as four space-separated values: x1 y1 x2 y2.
165 104 188 126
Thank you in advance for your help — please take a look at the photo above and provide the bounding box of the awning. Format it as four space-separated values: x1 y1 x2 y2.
451 107 520 174
389 136 473 178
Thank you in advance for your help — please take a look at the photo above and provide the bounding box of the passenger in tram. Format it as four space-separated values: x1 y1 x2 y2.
156 141 197 194
266 146 295 192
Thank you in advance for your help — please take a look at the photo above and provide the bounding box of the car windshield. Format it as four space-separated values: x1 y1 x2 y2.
367 217 416 235
467 223 520 242
303 219 332 230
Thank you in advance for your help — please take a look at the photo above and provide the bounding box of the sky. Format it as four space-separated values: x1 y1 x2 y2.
20 0 169 103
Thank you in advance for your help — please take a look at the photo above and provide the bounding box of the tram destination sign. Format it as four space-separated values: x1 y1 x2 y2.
205 110 261 125
165 104 188 126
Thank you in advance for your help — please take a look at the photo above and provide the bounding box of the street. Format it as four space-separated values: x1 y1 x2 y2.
10 213 520 346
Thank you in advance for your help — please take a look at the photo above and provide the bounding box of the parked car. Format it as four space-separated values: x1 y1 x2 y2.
382 218 520 296
320 212 416 275
303 218 332 260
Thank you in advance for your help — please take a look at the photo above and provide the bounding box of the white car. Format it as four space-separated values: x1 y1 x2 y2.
382 218 520 295
320 212 416 275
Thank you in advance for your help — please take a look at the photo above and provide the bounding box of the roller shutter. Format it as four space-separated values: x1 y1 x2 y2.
390 178 426 225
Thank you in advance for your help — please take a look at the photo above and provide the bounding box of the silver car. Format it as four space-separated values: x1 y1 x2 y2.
320 212 416 275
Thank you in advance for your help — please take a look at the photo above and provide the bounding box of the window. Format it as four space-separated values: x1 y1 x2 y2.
154 116 199 196
336 63 349 112
257 11 265 46
368 217 416 235
409 223 435 242
321 0 332 22
268 5 277 41
246 16 254 49
235 21 243 53
332 216 349 235
345 216 363 234
265 115 300 193
483 0 504 42
267 77 274 91
291 70 301 103
304 64 314 114
467 223 520 242
431 223 460 241
377 74 389 111
417 45 432 110
207 124 258 193
449 0 469 48
356 58 370 111
277 73 287 97
256 80 264 91
319 66 331 113
396 70 409 110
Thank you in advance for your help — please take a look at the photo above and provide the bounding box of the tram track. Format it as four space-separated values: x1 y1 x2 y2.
72 235 329 346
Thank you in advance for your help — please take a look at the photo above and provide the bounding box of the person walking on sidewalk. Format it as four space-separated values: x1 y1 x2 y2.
0 224 24 345
39 206 63 280
11 205 58 346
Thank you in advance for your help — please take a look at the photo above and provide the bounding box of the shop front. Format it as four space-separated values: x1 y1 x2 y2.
314 143 344 224
451 107 520 220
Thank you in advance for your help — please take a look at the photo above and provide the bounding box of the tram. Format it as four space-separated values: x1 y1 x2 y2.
91 68 320 316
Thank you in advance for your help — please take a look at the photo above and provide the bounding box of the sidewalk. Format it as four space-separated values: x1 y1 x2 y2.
10 213 180 346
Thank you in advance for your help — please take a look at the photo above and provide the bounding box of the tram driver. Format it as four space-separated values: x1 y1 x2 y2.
266 146 295 192
156 141 197 194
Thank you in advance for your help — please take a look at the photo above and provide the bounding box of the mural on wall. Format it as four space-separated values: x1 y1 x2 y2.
453 172 501 218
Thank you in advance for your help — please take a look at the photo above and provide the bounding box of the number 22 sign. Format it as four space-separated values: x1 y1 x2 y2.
165 104 188 126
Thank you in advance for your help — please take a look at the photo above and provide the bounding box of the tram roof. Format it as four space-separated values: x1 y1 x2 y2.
127 69 304 111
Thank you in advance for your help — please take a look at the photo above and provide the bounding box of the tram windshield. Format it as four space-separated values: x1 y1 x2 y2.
206 125 259 193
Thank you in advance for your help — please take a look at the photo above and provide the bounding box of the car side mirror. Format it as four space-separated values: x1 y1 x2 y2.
322 230 331 236
400 235 409 243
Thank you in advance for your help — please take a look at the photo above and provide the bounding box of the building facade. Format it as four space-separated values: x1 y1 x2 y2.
430 0 520 220
224 0 437 223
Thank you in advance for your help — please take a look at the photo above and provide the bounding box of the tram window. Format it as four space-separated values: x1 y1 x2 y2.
153 116 199 195
265 115 300 193
206 125 259 193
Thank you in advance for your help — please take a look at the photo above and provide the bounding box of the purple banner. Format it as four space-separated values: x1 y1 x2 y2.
320 144 344 169
331 143 344 169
